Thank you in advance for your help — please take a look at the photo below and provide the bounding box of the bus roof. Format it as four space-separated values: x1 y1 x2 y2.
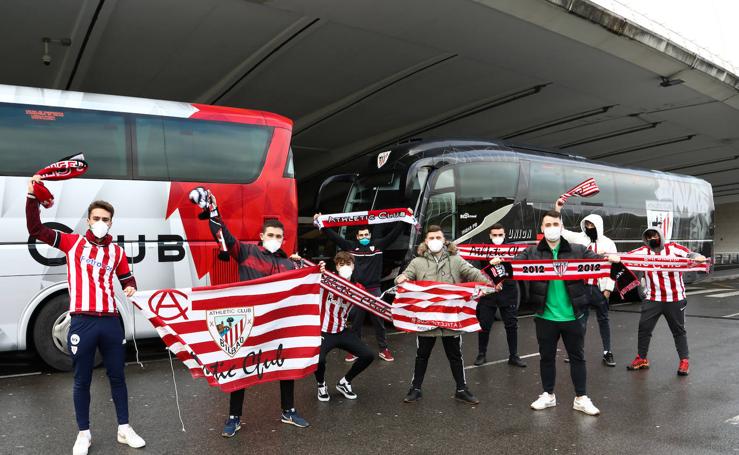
0 84 292 130
373 138 710 186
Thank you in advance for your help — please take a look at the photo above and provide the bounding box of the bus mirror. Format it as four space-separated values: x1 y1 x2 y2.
315 173 358 212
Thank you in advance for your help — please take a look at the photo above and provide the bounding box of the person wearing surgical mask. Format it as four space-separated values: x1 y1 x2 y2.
554 198 618 368
473 224 526 367
204 192 310 436
396 225 491 405
313 210 414 363
492 211 620 417
314 251 375 403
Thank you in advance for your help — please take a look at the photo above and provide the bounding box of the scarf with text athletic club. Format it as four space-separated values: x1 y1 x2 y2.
457 244 528 260
392 281 492 333
132 267 322 393
313 208 416 229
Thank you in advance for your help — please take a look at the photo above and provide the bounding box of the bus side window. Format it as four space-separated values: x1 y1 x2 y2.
527 161 566 204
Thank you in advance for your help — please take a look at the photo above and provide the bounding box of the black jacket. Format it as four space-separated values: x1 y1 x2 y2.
514 238 602 318
322 223 404 289
477 243 518 306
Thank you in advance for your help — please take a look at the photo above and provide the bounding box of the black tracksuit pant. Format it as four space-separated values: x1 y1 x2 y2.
229 381 294 416
535 317 587 396
583 285 612 352
637 299 689 359
411 335 466 391
348 287 388 349
476 296 519 357
314 329 375 384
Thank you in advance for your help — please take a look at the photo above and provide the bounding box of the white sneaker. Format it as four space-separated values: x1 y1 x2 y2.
530 392 557 410
573 395 601 416
317 382 330 402
117 425 146 448
72 432 91 455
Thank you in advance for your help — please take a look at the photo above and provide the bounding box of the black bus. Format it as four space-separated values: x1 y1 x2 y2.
314 139 714 295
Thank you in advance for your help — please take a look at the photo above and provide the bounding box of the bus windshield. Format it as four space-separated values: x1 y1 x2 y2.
345 172 404 212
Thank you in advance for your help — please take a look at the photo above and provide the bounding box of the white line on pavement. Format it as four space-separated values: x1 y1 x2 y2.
465 351 543 370
0 372 42 379
725 415 739 425
722 312 739 318
707 291 739 298
686 289 724 296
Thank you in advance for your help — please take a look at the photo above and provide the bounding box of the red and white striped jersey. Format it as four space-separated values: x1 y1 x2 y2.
320 289 354 334
56 231 133 314
628 243 692 302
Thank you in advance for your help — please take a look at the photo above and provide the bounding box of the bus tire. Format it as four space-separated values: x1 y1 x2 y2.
32 294 102 371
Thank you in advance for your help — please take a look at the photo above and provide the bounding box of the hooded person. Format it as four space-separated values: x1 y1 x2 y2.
555 200 617 367
625 226 706 376
395 225 491 405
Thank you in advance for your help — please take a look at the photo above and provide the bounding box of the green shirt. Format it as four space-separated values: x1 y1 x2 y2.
538 243 576 322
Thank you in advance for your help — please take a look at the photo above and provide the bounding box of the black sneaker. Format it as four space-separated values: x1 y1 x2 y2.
454 389 480 405
404 388 422 403
473 354 487 366
603 352 616 367
508 355 527 368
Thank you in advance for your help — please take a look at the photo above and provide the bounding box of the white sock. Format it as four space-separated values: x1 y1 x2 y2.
604 350 609 355
118 424 130 433
340 377 349 385
79 430 91 440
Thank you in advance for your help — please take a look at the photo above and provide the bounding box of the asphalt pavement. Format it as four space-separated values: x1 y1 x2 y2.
1 280 738 455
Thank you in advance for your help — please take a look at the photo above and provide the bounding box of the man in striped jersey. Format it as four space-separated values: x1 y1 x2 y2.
626 227 706 376
315 252 375 401
26 176 145 455
205 192 309 437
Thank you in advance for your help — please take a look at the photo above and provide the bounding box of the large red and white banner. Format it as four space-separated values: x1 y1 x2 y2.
313 208 416 229
618 255 711 273
392 281 491 333
560 178 599 202
132 267 322 393
457 244 528 261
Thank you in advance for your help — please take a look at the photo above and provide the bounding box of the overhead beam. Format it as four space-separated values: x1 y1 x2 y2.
66 0 119 91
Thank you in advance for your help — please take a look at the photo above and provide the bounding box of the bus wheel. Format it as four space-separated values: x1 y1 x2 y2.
33 295 102 371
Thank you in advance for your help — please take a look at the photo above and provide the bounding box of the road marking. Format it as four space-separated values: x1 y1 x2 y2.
0 372 42 379
465 351 542 370
707 290 739 298
725 415 739 425
722 312 739 318
686 289 723 296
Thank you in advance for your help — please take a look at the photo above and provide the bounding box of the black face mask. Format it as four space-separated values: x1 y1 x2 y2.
585 227 598 242
648 238 661 249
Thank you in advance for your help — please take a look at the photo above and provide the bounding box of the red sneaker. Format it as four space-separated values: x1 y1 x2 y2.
626 355 650 370
344 353 358 363
379 348 395 362
677 359 690 376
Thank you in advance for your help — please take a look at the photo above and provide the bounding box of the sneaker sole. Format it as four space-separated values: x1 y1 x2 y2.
336 386 357 400
345 358 357 363
454 396 480 405
280 418 309 428
317 394 330 402
379 355 395 362
677 371 689 376
603 362 616 367
626 365 649 370
220 424 241 438
573 405 600 416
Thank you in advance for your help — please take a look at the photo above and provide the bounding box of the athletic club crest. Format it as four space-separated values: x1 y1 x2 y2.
377 151 391 169
553 262 569 277
207 307 254 357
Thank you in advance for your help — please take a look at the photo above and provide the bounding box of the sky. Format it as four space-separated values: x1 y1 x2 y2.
591 0 739 74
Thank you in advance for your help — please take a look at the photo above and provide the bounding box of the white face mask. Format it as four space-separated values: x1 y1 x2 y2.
427 239 444 253
544 226 562 242
491 236 504 246
90 220 110 238
263 239 282 253
337 265 353 280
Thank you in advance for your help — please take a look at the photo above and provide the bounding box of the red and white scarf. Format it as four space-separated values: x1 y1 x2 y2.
36 153 88 180
503 259 611 281
313 208 416 229
457 244 528 261
560 177 599 203
392 281 492 333
618 255 711 273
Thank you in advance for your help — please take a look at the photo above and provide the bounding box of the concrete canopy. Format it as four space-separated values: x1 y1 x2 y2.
2 0 738 207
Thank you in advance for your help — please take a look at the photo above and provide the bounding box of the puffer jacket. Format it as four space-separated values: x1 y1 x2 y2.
397 241 490 336
514 237 603 319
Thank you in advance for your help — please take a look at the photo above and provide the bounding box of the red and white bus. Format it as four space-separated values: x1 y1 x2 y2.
0 84 297 370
